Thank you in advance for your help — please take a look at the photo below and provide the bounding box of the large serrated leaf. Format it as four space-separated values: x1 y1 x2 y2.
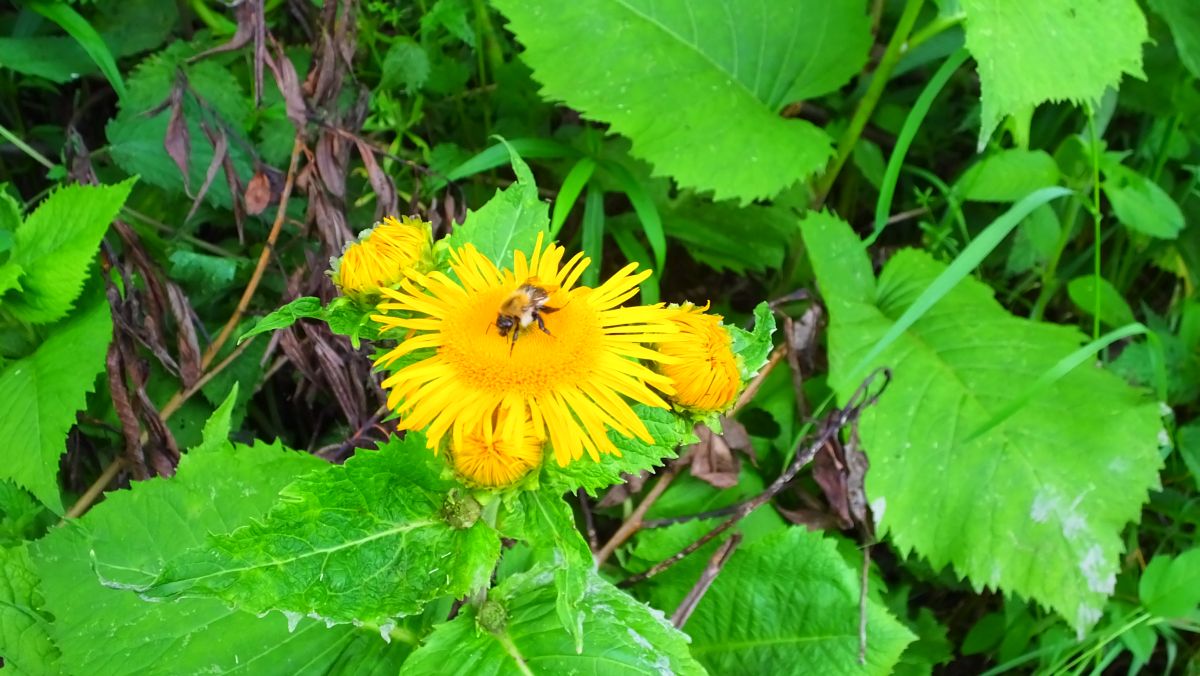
0 299 111 512
802 212 1163 634
493 0 871 203
685 528 914 675
135 434 501 626
30 440 381 675
541 404 695 495
400 565 705 675
962 0 1148 147
2 179 134 324
0 544 61 676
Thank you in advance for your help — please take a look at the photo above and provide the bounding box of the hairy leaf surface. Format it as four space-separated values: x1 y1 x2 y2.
494 0 871 202
0 544 61 676
802 212 1163 633
685 528 914 674
0 300 111 512
30 441 379 675
542 404 695 495
3 179 134 324
401 566 705 675
962 0 1147 147
139 434 500 626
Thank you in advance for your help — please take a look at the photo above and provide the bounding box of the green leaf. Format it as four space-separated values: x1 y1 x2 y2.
0 0 176 84
961 0 1148 148
193 383 240 455
444 147 549 267
657 196 800 274
28 1 126 99
509 492 593 651
1178 423 1200 492
493 0 871 203
3 178 134 324
1067 275 1136 328
400 566 705 675
541 404 696 495
1101 161 1185 239
106 44 254 210
1139 549 1200 619
686 528 914 674
1148 0 1200 79
0 299 111 512
0 481 54 547
381 37 431 93
729 301 777 381
802 213 1164 634
168 249 238 292
1005 204 1061 275
0 544 61 675
30 440 383 675
136 434 501 626
239 296 323 342
955 149 1061 203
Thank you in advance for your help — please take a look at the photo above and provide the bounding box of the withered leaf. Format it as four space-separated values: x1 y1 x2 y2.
244 170 272 215
164 88 191 193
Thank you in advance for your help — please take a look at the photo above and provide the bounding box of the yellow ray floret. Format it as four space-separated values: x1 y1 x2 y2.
373 232 679 465
332 215 432 297
658 303 741 412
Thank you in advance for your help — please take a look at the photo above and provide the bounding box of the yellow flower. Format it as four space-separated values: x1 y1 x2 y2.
658 303 741 412
331 216 432 297
451 410 543 487
372 232 678 466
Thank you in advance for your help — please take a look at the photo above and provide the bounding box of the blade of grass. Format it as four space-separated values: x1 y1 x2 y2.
581 185 605 287
845 186 1074 384
29 1 126 100
964 322 1156 443
550 157 596 238
444 138 577 183
867 47 969 247
604 161 666 272
609 220 659 304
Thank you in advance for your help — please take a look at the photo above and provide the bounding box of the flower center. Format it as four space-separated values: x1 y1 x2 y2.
439 286 603 396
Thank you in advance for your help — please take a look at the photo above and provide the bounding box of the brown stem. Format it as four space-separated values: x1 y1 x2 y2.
619 369 891 587
593 342 788 565
201 136 304 370
670 532 742 629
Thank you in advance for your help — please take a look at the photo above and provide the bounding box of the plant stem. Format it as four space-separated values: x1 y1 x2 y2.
1088 111 1103 341
814 0 925 205
201 136 303 370
0 121 55 170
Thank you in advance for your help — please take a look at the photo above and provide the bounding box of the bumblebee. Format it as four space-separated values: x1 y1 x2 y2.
495 279 559 346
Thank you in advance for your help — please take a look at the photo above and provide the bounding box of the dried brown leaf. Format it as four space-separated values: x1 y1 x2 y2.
244 170 272 215
164 89 191 193
689 425 740 489
355 139 397 219
596 471 651 508
166 283 202 388
185 125 228 224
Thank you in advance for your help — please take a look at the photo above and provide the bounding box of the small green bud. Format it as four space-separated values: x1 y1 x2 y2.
442 491 482 529
477 599 508 633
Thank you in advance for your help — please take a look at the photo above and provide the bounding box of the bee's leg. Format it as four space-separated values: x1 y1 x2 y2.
542 305 561 314
508 327 519 355
534 312 553 336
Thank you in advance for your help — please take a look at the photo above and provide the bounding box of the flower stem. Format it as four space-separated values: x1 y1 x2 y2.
814 0 925 205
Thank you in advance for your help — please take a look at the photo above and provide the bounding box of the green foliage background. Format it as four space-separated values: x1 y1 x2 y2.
2 0 1200 673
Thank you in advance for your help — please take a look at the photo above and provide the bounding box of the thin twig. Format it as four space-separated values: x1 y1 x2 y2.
63 457 126 519
594 460 684 565
578 489 599 552
62 336 258 520
619 369 892 587
859 543 872 665
670 532 742 629
201 136 303 370
593 345 787 565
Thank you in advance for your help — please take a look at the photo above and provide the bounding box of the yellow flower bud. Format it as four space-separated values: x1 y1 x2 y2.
658 303 741 412
331 216 432 298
